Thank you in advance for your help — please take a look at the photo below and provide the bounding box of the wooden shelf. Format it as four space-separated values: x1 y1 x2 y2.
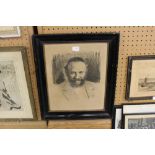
0 121 47 129
48 119 111 129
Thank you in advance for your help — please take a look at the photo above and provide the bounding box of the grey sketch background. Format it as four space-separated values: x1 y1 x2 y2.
52 51 100 84
0 61 22 111
128 117 155 129
138 78 155 91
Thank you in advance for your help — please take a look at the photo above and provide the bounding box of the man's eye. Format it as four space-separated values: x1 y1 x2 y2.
79 71 83 74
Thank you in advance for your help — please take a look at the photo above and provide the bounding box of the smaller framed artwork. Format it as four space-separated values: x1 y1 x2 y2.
0 26 21 38
112 106 122 129
126 55 155 100
0 47 36 120
33 33 120 120
122 103 155 128
123 103 155 114
124 113 155 129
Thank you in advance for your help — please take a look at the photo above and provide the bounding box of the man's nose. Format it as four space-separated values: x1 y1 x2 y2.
75 72 80 78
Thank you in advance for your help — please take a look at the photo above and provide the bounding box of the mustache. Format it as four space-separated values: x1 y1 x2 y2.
71 78 84 81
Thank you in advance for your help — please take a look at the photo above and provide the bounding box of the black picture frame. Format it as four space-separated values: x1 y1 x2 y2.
32 33 120 120
126 55 155 100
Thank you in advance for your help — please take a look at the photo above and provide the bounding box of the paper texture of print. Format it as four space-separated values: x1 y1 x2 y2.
0 26 20 38
130 59 155 98
125 114 155 129
44 43 108 111
0 51 33 119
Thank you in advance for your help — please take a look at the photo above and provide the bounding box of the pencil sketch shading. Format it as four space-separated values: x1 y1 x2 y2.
52 51 100 84
0 61 22 111
49 51 103 109
128 117 155 129
138 78 155 91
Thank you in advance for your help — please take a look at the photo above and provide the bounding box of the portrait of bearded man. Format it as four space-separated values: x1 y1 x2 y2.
51 56 100 111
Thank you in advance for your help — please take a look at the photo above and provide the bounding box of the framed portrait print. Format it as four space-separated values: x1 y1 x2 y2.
112 106 122 129
126 56 155 100
33 33 119 120
0 47 36 120
0 26 21 38
124 113 155 129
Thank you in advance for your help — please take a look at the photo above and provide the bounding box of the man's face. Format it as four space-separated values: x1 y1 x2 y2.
66 61 87 87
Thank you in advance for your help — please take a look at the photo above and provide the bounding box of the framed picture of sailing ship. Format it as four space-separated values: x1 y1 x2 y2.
126 55 155 100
